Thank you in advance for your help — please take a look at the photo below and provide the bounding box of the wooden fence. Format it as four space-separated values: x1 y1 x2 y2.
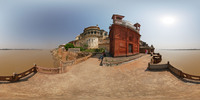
0 53 93 82
0 66 37 82
34 53 93 74
148 61 200 81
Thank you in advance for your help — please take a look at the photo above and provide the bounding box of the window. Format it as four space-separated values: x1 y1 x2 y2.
128 44 133 53
94 31 96 34
104 33 107 36
91 31 93 34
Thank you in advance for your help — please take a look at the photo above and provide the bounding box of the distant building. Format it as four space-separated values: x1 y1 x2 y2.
109 14 141 57
69 25 110 51
139 40 155 53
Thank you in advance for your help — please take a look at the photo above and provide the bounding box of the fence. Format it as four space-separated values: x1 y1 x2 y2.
36 53 93 74
148 61 200 81
0 53 93 82
0 66 37 82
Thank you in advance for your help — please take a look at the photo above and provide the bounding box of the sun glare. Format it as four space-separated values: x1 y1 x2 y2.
161 16 176 25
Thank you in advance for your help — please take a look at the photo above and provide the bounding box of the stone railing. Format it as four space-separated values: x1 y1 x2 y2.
37 53 93 74
0 66 37 82
148 61 200 81
0 53 93 82
102 54 144 66
36 66 61 74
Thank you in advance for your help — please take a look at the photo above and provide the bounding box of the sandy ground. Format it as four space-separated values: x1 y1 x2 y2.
1 54 200 100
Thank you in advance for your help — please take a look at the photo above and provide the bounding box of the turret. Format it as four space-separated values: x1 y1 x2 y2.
134 23 141 31
112 14 125 24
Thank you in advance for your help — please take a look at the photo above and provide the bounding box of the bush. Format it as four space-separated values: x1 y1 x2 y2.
64 43 74 50
84 49 96 52
75 47 85 51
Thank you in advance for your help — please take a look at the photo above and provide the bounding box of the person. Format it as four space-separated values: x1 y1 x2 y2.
99 52 104 61
145 49 148 54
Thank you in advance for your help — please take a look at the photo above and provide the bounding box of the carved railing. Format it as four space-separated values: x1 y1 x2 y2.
36 53 93 74
0 53 92 82
148 61 200 81
36 66 61 74
0 66 37 82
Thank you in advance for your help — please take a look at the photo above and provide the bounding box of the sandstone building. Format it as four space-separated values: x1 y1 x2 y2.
139 40 155 53
109 14 141 57
69 25 110 51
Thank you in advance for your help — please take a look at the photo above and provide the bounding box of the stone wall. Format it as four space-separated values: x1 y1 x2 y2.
85 37 99 49
37 53 93 74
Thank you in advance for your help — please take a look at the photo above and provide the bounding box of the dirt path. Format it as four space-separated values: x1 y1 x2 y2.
1 54 200 100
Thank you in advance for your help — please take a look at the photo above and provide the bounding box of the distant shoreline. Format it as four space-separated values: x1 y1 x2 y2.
0 49 43 50
158 49 200 51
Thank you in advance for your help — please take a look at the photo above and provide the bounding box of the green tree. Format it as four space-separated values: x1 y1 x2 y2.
64 43 74 50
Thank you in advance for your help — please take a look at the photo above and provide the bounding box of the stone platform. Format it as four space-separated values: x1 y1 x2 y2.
102 53 145 66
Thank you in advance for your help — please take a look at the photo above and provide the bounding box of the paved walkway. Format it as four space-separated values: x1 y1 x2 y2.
1 54 200 100
102 53 145 66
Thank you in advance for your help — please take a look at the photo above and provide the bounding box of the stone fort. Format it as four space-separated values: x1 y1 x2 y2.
69 25 110 51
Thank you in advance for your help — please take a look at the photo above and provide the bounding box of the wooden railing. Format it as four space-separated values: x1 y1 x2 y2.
35 53 93 74
148 61 200 81
36 66 61 74
0 53 93 82
0 66 37 82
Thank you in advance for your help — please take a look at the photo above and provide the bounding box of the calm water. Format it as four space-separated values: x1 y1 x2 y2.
156 50 200 76
0 50 55 76
1 50 200 76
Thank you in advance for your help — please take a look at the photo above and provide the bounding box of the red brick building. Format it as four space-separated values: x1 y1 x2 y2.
109 14 141 57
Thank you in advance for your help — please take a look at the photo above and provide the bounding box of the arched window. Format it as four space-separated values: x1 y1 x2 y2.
91 31 93 34
94 31 96 34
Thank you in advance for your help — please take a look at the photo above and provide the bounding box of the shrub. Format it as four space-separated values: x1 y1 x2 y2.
64 43 74 50
84 48 105 53
75 47 85 51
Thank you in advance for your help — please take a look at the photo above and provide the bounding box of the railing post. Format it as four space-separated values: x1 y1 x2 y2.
180 71 183 78
12 72 18 82
148 62 150 69
34 63 37 72
167 61 169 69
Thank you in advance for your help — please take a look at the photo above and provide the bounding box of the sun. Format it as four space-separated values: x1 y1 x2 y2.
161 16 176 25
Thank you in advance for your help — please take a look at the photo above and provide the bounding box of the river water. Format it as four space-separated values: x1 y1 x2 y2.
1 50 200 76
156 49 200 76
0 50 55 76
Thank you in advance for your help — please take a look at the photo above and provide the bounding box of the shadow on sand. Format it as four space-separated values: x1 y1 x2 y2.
146 68 200 84
0 72 37 84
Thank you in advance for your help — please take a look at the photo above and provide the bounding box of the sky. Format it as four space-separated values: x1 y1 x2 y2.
0 0 200 49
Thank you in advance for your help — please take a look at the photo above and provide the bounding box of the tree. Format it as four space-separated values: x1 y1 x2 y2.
64 43 74 50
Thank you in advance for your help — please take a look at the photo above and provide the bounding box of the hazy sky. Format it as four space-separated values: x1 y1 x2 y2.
0 0 200 49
